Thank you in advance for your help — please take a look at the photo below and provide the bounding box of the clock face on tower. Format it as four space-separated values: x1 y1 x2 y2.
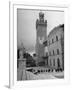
38 37 44 45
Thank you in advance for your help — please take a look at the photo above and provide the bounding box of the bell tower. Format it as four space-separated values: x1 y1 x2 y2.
36 12 47 64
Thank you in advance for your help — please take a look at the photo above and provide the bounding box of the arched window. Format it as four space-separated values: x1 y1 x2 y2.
56 36 58 41
53 50 54 55
53 59 55 66
50 59 52 66
57 58 60 68
52 38 54 43
57 49 59 55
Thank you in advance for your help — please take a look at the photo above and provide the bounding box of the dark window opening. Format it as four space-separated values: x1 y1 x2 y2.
53 59 55 66
50 59 52 66
57 58 60 68
53 50 54 55
52 39 54 43
56 36 58 41
57 49 59 55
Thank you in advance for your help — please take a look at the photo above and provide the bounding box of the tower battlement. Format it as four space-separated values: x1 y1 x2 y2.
39 12 44 20
36 12 47 29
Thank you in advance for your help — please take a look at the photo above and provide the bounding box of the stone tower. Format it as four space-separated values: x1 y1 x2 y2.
36 12 47 64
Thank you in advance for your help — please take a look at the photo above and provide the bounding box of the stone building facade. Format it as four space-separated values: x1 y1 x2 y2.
35 12 47 65
47 24 64 70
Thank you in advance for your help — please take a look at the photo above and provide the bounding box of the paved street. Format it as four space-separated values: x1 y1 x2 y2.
26 71 56 80
17 67 64 80
25 71 64 80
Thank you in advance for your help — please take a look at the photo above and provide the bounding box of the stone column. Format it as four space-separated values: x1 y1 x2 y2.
17 47 27 80
17 58 26 80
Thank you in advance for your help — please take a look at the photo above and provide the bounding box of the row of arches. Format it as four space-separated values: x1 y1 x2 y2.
49 49 60 56
49 58 61 69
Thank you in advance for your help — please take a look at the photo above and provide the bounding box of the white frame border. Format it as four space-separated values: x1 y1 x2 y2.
9 1 70 88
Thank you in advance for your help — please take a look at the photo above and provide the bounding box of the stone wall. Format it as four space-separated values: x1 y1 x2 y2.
47 24 64 70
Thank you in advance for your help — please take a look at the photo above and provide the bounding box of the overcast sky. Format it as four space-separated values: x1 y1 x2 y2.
17 9 64 53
